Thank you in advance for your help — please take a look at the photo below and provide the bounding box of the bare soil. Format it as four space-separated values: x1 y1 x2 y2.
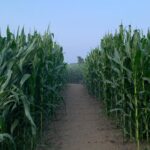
37 84 137 150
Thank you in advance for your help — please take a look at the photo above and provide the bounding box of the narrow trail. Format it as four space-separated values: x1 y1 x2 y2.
38 84 136 150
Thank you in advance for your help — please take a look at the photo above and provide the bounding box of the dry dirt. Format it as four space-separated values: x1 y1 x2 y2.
37 84 137 150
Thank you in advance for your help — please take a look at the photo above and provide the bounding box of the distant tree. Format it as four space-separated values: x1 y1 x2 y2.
77 56 84 64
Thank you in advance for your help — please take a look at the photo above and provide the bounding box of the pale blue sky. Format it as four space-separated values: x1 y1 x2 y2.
0 0 150 63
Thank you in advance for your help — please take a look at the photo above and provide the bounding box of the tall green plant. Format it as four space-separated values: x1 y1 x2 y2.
84 25 150 149
0 27 66 150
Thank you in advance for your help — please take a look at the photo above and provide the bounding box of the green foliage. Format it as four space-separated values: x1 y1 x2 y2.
0 27 66 150
77 56 84 64
67 63 84 83
84 25 150 149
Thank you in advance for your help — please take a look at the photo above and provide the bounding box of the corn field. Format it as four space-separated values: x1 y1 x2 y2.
0 27 66 150
67 63 84 83
84 25 150 149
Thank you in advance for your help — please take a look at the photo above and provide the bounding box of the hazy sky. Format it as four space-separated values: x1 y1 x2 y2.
1 0 150 63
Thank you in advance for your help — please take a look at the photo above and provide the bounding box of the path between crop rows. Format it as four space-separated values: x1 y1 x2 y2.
37 84 136 150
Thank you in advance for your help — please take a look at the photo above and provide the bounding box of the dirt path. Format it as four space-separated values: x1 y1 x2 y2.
37 84 136 150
